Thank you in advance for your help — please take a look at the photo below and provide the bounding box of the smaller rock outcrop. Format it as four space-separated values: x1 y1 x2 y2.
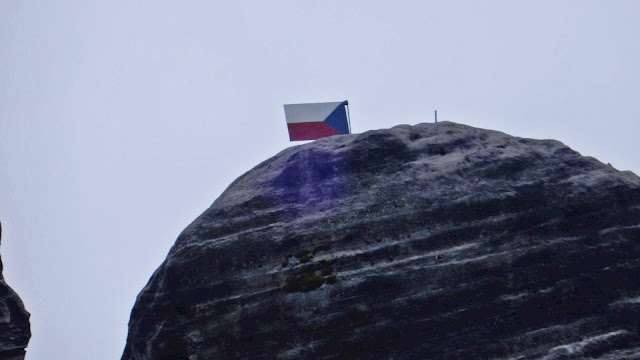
0 221 31 360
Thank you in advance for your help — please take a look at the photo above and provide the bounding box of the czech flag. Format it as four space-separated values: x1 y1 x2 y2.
284 101 350 141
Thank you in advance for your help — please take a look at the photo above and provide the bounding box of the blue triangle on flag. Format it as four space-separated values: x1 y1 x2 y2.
323 104 349 135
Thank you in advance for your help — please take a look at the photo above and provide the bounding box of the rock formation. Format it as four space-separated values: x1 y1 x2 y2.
122 122 640 359
0 222 31 360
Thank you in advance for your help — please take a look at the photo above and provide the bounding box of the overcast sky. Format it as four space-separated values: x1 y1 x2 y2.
1 1 639 359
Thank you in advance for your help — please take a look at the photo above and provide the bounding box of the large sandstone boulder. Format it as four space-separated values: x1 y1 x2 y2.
122 122 640 359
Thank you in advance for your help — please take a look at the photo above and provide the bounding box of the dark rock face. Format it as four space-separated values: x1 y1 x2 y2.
0 222 31 360
122 122 640 360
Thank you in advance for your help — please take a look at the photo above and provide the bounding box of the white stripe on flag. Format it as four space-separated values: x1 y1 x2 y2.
284 102 343 124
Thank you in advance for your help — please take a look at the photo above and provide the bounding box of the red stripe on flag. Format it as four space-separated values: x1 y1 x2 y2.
287 122 340 141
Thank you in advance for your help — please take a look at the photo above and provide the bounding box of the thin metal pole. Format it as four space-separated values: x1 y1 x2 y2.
346 102 352 133
435 110 438 123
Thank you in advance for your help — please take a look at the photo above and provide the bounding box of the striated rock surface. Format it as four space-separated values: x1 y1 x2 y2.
0 222 31 360
122 122 640 360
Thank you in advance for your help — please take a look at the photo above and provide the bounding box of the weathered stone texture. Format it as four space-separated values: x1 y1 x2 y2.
122 122 640 359
0 222 31 360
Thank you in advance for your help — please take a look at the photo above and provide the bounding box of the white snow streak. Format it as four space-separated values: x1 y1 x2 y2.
336 242 480 277
609 296 640 307
542 330 630 359
599 224 640 235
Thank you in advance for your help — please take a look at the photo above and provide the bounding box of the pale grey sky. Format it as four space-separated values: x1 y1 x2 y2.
1 1 639 359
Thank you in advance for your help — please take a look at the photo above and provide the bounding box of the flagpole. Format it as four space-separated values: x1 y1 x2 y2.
345 101 352 133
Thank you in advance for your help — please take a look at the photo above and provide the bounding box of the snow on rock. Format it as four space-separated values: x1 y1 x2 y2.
121 122 640 359
0 221 31 360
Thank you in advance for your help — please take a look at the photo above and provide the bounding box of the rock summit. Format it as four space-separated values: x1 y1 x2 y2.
122 122 640 359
